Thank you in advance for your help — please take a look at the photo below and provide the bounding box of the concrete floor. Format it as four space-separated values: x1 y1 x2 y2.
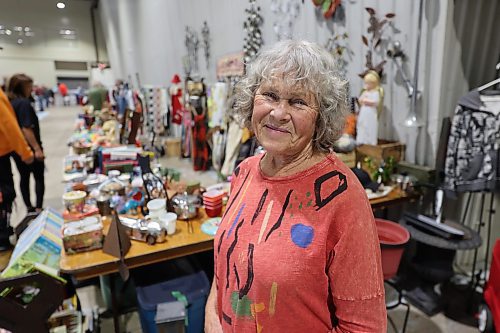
10 105 478 332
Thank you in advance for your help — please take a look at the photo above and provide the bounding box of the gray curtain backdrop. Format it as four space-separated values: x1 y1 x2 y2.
99 0 500 169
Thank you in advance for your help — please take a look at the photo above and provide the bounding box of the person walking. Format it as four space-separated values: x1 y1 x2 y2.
0 87 33 250
58 82 69 106
7 74 45 213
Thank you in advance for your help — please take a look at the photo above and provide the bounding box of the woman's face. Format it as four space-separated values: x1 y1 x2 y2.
24 82 33 98
252 80 319 158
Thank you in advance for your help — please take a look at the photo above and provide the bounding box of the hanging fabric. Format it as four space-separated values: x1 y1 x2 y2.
443 90 500 193
181 107 193 158
192 110 209 171
210 129 226 173
221 121 243 177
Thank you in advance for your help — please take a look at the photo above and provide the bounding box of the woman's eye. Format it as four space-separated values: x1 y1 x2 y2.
262 92 279 101
291 99 307 106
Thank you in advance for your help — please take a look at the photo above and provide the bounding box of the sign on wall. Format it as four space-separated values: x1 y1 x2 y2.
216 52 244 77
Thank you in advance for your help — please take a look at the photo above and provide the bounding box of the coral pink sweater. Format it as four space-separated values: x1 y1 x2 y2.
214 154 386 332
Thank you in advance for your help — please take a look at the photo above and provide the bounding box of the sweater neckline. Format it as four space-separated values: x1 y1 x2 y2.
256 153 337 184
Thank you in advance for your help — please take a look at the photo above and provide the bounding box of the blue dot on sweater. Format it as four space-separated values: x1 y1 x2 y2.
291 224 314 248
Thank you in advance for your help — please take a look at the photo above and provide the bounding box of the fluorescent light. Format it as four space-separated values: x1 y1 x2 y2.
59 29 75 35
56 2 65 9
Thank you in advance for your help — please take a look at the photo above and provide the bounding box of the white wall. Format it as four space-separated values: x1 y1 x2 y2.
0 0 108 87
99 0 499 167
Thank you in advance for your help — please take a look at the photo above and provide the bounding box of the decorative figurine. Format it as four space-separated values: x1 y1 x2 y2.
356 70 384 146
169 74 183 137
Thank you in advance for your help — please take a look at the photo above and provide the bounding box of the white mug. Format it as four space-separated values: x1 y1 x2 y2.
160 212 177 235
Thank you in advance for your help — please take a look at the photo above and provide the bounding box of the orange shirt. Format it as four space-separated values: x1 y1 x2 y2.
59 83 68 96
0 89 33 161
215 154 386 332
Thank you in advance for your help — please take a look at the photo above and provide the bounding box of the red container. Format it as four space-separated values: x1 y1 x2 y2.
375 219 410 280
203 190 225 204
205 205 222 218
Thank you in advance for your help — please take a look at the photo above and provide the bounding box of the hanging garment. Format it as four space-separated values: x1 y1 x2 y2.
209 82 228 128
170 85 183 125
221 121 243 177
192 112 209 171
211 129 226 172
181 108 193 158
127 92 144 144
444 90 500 193
356 90 380 146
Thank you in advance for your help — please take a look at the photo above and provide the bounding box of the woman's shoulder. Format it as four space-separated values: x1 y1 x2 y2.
323 153 368 199
11 98 31 109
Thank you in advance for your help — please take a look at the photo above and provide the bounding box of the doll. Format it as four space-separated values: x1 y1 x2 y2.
356 70 384 146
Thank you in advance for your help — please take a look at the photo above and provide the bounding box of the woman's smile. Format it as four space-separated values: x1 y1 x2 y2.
263 123 290 134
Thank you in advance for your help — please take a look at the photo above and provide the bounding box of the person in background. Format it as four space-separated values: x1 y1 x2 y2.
34 84 44 111
58 82 69 106
41 85 49 109
0 87 33 250
205 40 386 332
7 74 45 213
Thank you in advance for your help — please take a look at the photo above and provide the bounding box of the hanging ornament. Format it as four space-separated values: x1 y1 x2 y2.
184 26 200 75
243 0 264 64
271 0 301 41
201 21 211 70
312 0 341 19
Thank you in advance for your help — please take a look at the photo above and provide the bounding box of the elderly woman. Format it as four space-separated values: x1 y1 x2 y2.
205 40 386 332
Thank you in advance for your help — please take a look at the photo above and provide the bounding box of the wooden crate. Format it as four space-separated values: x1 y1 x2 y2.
356 140 405 164
336 151 356 168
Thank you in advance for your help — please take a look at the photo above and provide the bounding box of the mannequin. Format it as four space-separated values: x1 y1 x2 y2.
356 70 384 146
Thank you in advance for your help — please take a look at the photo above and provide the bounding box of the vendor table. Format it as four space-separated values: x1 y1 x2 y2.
370 187 419 210
60 211 214 281
59 188 416 333
60 187 416 281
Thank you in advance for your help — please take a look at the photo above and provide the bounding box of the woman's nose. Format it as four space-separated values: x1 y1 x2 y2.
270 99 291 121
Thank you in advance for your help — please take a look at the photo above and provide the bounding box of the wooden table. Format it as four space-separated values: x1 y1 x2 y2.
59 211 214 281
60 188 417 281
370 187 419 210
59 189 416 333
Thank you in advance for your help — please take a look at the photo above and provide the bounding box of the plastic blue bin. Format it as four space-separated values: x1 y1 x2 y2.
136 271 210 333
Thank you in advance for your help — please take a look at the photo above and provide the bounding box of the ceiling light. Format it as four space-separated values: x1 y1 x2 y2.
25 31 34 37
56 2 65 9
5 29 11 35
24 27 30 32
13 26 22 32
17 38 23 44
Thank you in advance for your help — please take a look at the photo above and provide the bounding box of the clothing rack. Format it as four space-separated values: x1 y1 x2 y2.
457 190 496 288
